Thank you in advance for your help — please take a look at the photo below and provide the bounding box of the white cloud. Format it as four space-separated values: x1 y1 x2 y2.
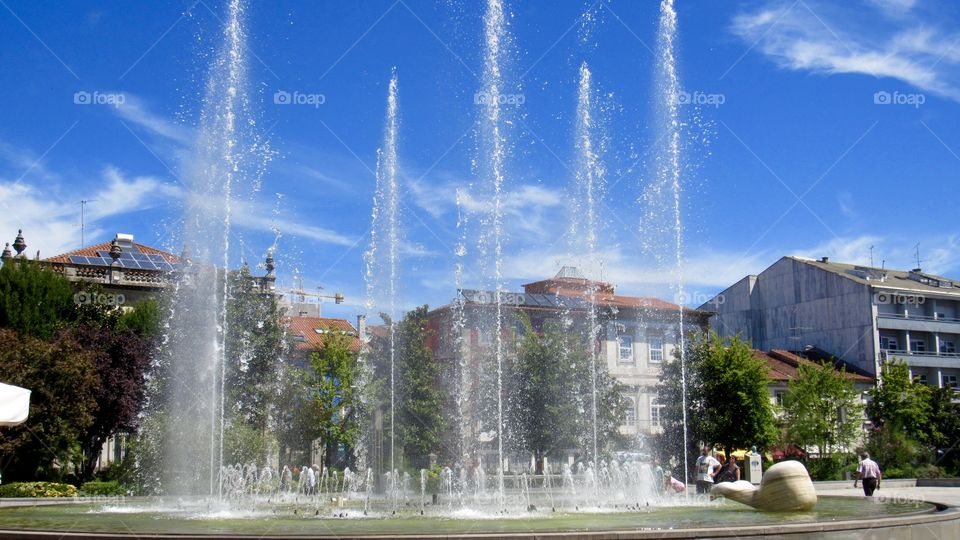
0 167 176 258
113 94 193 145
730 1 960 101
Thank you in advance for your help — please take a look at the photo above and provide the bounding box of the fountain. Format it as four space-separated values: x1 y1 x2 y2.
0 0 955 538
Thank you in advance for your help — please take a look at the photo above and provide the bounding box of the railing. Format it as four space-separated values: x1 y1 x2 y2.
877 312 960 323
881 349 960 358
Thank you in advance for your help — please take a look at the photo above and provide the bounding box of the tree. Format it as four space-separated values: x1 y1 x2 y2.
781 361 865 461
655 332 776 476
511 315 583 473
69 324 152 481
0 261 76 340
701 333 776 455
0 329 99 481
224 265 284 442
866 360 936 472
867 360 931 442
395 306 446 468
511 313 626 473
305 330 361 472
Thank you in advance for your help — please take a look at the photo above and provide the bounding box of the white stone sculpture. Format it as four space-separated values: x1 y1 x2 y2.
710 460 817 512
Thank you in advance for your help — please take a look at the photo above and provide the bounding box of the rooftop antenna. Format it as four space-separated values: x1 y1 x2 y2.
869 245 874 267
914 243 923 270
80 199 97 247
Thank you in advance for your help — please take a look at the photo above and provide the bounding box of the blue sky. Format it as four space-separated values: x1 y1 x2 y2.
1 0 958 322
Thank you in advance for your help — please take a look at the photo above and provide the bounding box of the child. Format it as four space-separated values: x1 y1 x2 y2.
664 473 687 494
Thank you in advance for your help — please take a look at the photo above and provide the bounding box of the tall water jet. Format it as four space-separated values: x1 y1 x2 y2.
654 0 689 487
480 0 509 505
161 0 250 496
364 69 401 475
570 62 604 465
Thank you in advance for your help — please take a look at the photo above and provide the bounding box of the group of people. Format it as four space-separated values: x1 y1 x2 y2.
663 446 742 495
663 447 884 499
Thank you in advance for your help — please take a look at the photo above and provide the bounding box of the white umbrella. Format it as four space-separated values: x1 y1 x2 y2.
0 382 30 426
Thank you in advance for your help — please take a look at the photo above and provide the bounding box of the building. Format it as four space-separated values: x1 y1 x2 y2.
425 266 711 457
756 348 874 408
701 256 960 386
1 230 277 304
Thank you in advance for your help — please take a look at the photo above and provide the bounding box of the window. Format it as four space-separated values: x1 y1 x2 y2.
649 337 664 363
917 374 928 385
945 375 958 389
624 396 637 426
618 335 634 363
650 397 664 427
911 339 927 353
880 336 899 350
774 391 786 406
941 340 956 354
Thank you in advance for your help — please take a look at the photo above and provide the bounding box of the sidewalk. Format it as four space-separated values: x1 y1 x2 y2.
816 480 960 507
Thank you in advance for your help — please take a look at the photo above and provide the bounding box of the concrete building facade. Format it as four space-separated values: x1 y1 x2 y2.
702 256 960 386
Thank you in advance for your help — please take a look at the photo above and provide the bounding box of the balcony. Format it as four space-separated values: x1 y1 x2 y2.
880 349 960 369
876 312 960 333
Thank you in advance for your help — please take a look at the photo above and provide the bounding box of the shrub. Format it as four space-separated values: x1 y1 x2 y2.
806 456 845 481
0 482 78 498
79 480 125 496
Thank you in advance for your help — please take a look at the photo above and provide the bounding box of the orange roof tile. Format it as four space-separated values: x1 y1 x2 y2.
286 316 358 352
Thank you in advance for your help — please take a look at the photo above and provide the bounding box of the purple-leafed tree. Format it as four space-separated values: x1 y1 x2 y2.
70 324 152 481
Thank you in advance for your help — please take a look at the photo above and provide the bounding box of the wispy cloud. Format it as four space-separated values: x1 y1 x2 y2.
113 94 193 145
730 1 960 101
0 167 176 257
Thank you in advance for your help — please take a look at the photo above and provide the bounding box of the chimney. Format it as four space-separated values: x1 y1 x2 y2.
356 314 367 343
820 256 829 263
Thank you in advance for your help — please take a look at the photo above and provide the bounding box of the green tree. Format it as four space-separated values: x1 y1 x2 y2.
702 333 777 455
867 360 931 443
0 260 76 339
511 315 582 473
511 314 626 473
781 360 865 467
656 332 776 475
305 330 361 472
395 306 446 468
866 360 936 472
0 329 99 481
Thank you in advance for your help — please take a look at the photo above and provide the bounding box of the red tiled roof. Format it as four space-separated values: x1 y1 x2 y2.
286 316 358 352
44 241 181 264
755 349 873 383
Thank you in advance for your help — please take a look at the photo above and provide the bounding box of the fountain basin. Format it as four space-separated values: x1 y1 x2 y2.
0 496 955 539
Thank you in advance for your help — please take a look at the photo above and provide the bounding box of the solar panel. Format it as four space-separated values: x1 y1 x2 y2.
132 253 150 261
69 255 87 264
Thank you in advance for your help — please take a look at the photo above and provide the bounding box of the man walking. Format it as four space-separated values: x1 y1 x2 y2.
695 446 720 494
854 452 881 496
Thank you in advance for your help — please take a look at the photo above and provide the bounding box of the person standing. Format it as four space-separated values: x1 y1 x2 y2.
854 452 881 496
695 446 721 494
